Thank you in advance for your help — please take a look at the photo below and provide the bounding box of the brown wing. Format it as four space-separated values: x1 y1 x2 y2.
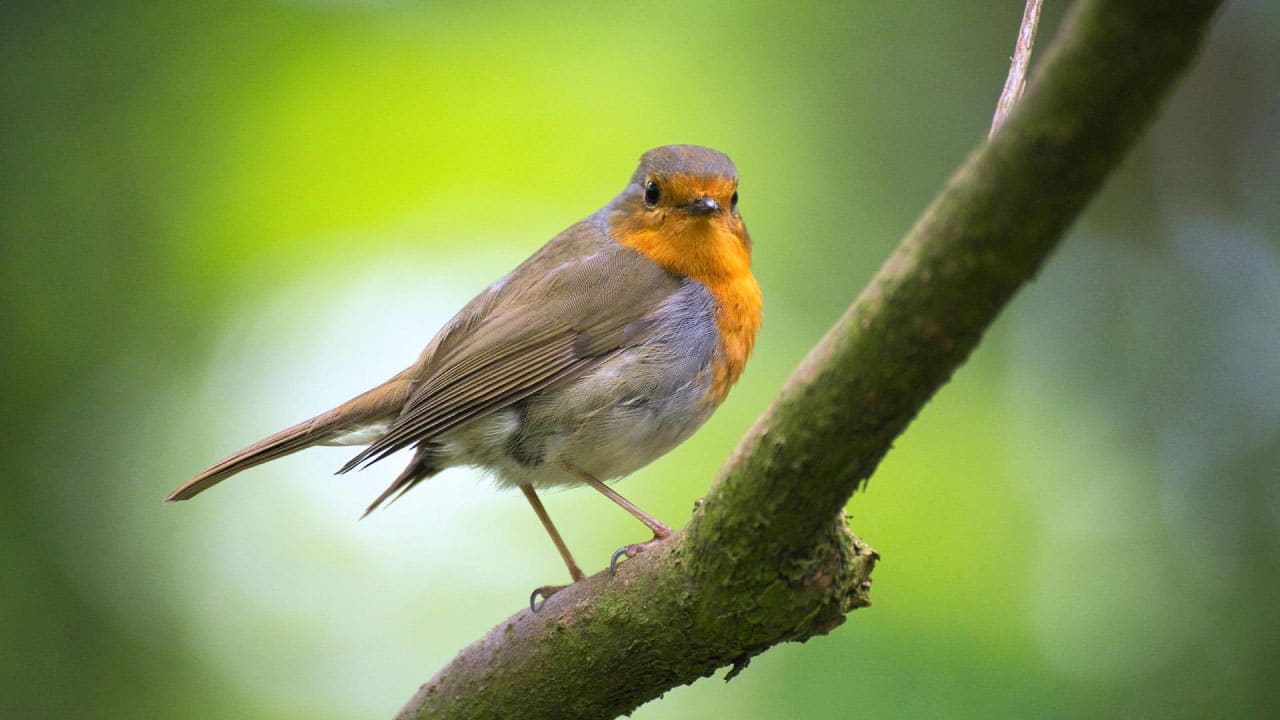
339 220 680 473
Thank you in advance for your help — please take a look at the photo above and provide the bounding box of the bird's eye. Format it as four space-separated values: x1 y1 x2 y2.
730 190 739 209
644 180 661 206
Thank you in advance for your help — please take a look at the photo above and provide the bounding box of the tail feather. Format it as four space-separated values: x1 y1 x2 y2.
166 417 336 501
166 373 414 502
360 452 438 518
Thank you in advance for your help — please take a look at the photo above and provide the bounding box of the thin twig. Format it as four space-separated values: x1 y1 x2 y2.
991 0 1045 136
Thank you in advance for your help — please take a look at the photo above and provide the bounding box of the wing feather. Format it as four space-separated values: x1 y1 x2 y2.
338 228 682 475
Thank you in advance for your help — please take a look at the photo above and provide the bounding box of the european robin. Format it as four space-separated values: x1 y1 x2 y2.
167 145 762 599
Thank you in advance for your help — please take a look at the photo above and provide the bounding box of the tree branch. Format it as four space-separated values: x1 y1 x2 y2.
396 1 1223 717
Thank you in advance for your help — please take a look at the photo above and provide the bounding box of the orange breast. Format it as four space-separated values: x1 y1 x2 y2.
613 217 762 406
706 271 763 404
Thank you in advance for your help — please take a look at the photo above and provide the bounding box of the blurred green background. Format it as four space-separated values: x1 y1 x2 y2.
3 1 1278 718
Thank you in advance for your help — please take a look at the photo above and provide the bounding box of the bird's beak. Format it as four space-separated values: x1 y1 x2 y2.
681 196 720 216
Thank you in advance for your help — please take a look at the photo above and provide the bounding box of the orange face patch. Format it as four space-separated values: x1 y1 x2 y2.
609 173 762 406
663 173 738 211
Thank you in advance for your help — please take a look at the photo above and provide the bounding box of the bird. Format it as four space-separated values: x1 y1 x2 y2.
166 144 762 601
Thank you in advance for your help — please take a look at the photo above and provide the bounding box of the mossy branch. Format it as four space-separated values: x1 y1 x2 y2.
396 1 1223 718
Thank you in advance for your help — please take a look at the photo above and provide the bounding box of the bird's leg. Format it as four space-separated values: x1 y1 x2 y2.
521 485 585 611
567 465 673 573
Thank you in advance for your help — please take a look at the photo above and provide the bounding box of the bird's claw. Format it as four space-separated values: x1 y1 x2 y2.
609 536 664 575
529 584 568 612
609 547 631 575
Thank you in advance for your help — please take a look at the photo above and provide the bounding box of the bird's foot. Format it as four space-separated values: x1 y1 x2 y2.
609 535 667 575
529 584 571 612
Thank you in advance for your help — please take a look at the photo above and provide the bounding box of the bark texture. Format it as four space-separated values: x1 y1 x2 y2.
398 1 1224 717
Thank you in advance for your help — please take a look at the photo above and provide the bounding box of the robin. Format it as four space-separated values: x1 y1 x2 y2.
167 144 762 601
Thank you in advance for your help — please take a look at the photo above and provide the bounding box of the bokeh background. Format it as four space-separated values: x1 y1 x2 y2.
3 2 1278 718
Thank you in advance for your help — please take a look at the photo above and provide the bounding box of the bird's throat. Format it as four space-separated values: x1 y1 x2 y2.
612 219 762 405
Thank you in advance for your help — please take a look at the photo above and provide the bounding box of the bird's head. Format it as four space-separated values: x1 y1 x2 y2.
609 145 752 282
